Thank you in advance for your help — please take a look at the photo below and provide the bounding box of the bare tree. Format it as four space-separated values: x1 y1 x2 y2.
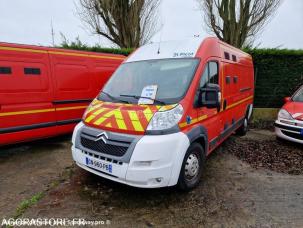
77 0 160 48
198 0 282 48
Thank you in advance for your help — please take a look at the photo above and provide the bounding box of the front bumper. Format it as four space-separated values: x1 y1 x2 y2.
72 123 190 188
275 120 303 144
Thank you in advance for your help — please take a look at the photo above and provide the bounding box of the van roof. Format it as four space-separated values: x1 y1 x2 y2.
0 42 125 60
126 37 205 62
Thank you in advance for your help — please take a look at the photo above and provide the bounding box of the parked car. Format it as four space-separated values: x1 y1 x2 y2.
275 85 303 144
71 37 254 190
0 42 125 145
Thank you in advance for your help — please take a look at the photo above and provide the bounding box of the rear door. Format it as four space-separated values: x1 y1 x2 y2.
0 47 55 140
49 52 95 125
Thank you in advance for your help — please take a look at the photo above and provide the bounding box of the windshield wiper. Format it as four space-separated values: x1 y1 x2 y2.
100 91 130 104
120 94 166 105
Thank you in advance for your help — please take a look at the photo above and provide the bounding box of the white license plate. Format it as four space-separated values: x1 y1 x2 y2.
85 156 113 174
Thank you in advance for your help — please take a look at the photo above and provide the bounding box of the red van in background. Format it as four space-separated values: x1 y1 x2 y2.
0 43 124 146
275 85 303 144
71 37 254 190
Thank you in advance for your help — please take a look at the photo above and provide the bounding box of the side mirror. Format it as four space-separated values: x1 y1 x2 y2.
199 83 221 111
284 97 291 103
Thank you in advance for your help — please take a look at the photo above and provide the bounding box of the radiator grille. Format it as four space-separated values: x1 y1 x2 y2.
281 130 303 140
80 136 129 157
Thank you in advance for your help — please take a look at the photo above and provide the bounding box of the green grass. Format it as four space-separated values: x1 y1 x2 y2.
14 192 44 219
252 108 279 122
251 108 279 129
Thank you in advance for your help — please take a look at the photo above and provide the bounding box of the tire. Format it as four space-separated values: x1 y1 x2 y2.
177 142 205 191
236 117 249 136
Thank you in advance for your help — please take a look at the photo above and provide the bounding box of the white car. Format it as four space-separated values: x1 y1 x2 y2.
275 85 303 144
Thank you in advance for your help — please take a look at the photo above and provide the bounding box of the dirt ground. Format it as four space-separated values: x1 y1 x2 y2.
1 130 303 227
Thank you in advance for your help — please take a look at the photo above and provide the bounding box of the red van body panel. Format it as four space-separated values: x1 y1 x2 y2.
0 43 124 145
72 37 254 188
81 37 254 155
177 38 254 154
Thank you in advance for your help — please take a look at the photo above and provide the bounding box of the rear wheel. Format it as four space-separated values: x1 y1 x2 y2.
177 143 205 191
236 117 249 136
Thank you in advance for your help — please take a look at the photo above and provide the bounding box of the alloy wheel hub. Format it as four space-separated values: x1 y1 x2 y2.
185 153 199 180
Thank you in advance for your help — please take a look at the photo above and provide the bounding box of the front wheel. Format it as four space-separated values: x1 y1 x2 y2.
177 143 205 191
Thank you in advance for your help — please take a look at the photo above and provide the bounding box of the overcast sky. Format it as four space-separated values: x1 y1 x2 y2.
0 0 302 49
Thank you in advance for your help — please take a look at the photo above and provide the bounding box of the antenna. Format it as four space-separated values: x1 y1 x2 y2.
157 23 164 54
51 20 55 47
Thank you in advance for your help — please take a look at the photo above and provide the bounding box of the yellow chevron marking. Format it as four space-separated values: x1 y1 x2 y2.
116 119 127 130
128 111 144 131
113 110 127 130
103 110 116 118
94 116 107 125
143 107 154 121
128 111 139 121
159 105 175 111
93 109 127 130
85 108 106 123
88 103 104 113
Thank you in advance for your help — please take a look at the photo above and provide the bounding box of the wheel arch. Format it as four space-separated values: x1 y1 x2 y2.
186 125 208 155
246 103 253 121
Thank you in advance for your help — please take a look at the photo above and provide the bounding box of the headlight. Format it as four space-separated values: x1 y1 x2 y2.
147 104 184 131
278 109 293 120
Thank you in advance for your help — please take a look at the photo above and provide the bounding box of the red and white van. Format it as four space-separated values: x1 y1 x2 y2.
71 37 254 190
0 43 124 145
275 85 303 144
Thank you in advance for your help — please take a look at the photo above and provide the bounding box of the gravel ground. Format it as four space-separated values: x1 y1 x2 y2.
226 130 303 175
1 129 303 227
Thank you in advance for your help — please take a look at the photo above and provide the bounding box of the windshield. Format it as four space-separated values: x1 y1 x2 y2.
99 59 199 104
292 86 303 102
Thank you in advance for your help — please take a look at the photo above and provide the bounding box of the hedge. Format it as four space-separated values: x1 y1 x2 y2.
58 41 133 56
60 42 303 108
246 49 303 108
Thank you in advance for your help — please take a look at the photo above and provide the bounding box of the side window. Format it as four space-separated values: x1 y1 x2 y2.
199 65 209 88
199 61 219 88
24 67 41 75
209 62 218 84
0 66 12 74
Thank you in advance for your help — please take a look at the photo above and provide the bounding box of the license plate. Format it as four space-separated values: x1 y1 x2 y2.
85 157 113 174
